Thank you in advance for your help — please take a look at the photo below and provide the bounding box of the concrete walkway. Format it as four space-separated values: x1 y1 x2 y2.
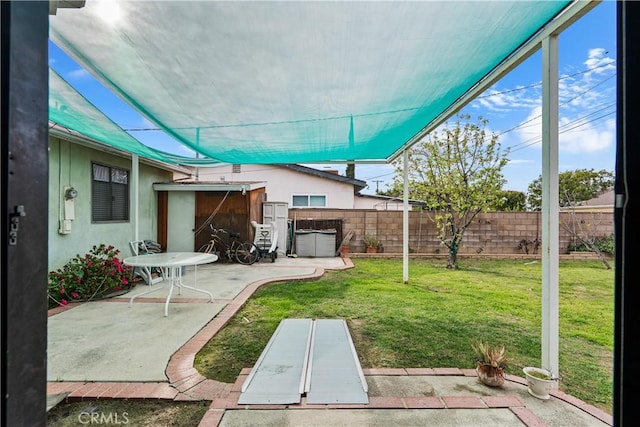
47 256 612 427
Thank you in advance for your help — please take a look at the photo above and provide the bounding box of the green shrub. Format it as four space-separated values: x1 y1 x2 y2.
596 234 615 255
567 234 615 255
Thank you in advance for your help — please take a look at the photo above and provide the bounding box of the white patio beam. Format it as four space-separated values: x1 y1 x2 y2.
541 35 560 379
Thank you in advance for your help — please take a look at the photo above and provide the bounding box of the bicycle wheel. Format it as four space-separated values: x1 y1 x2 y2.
234 242 260 265
198 240 215 254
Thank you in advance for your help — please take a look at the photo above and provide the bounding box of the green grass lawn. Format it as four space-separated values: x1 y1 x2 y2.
195 258 614 413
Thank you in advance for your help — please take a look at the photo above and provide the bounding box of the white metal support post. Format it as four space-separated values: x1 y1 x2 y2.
403 149 409 284
132 154 139 242
541 35 560 379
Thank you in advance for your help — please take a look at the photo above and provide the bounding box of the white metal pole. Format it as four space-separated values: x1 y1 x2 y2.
541 35 560 379
403 149 409 284
132 154 139 242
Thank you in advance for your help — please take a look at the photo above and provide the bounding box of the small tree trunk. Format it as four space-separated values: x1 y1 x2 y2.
587 244 612 270
447 242 459 269
598 253 612 270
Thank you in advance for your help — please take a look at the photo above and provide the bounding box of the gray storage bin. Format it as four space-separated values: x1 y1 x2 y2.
315 229 337 257
295 230 316 257
295 229 336 257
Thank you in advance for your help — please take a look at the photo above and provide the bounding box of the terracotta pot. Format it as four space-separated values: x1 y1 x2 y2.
476 362 505 387
366 246 378 254
341 246 350 256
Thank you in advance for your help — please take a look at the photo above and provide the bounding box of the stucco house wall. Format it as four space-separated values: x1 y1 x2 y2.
48 136 175 271
193 164 358 209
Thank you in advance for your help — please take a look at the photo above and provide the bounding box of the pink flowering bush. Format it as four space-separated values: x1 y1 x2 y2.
48 244 132 307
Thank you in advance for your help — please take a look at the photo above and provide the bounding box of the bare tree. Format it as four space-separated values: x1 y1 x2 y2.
561 191 612 269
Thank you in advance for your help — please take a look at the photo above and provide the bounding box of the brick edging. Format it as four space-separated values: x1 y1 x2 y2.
206 368 611 427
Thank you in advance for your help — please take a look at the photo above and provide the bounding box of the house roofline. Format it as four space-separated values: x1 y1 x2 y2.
355 193 427 207
279 164 367 192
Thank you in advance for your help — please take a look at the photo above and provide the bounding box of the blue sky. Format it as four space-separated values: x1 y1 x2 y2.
48 1 616 195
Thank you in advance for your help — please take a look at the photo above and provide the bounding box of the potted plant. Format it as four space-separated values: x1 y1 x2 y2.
363 234 382 253
340 242 350 256
472 341 507 387
522 367 558 399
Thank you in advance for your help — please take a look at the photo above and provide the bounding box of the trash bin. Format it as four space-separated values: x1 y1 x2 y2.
294 229 337 257
315 229 337 257
295 230 315 257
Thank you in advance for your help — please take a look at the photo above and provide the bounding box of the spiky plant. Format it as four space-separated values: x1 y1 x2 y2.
472 341 507 369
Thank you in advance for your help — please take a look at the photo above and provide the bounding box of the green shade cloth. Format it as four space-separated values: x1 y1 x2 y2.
50 1 571 164
49 68 221 166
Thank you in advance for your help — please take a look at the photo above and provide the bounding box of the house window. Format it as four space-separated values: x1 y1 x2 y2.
292 194 326 207
92 163 129 222
232 164 241 173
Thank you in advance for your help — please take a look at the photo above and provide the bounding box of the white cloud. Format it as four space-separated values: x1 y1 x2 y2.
583 48 616 78
508 105 614 155
559 118 615 153
490 48 615 154
67 68 90 80
507 158 535 165
474 86 540 113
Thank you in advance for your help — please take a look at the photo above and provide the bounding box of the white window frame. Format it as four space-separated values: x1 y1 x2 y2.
291 194 327 208
91 162 130 223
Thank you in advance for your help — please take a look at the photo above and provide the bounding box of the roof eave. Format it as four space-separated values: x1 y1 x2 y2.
49 124 192 175
279 164 367 191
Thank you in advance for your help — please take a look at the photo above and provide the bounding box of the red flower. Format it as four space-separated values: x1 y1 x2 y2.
60 299 68 307
114 286 121 291
121 277 128 285
59 285 65 294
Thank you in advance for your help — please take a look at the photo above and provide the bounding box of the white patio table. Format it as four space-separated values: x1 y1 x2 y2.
123 252 218 317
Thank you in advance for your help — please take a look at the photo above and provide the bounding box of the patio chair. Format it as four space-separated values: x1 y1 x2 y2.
251 220 278 262
128 240 165 286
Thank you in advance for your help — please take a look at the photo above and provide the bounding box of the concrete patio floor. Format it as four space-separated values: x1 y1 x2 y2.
47 256 612 426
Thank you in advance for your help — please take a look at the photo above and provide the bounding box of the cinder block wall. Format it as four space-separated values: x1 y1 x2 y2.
289 209 613 254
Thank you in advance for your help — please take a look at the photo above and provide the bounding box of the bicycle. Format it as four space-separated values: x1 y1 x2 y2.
198 223 260 265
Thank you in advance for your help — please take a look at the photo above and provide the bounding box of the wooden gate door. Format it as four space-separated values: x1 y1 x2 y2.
195 192 250 250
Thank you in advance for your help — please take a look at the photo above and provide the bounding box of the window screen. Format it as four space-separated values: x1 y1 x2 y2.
92 163 129 222
292 194 326 207
309 195 326 207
